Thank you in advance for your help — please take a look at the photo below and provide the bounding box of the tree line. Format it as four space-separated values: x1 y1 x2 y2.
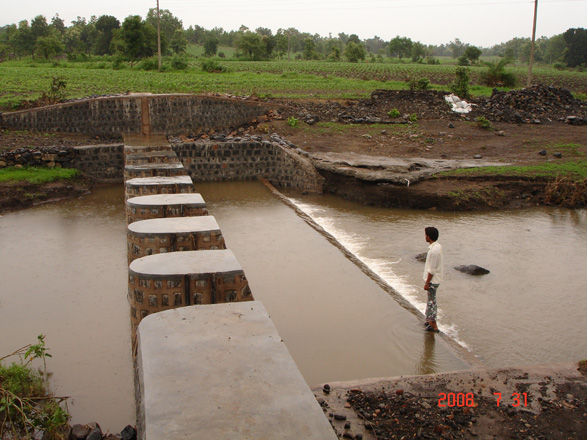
1 9 585 68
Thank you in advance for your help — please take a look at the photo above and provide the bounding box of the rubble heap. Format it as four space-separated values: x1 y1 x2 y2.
473 85 587 124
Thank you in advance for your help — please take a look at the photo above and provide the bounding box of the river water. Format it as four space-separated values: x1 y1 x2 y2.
1 181 586 431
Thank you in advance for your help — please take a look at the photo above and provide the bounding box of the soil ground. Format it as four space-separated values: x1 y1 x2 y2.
314 362 587 440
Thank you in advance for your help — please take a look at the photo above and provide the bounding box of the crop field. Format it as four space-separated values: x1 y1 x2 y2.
0 58 585 111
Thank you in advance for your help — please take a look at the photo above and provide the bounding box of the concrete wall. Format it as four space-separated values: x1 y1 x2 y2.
1 94 270 136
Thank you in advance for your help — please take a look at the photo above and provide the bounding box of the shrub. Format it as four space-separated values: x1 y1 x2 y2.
171 55 189 70
479 59 517 88
137 57 158 71
201 60 227 73
287 116 299 127
450 67 471 99
409 113 418 123
0 335 70 439
387 108 401 118
475 116 492 130
553 62 566 71
407 77 431 91
458 55 470 66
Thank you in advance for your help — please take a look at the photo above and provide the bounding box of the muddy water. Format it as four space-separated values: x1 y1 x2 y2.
2 181 585 431
280 189 587 367
0 186 134 432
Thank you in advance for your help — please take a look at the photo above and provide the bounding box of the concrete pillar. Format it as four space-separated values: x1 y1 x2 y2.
128 250 253 344
124 162 187 179
127 216 225 263
126 193 208 224
125 176 195 200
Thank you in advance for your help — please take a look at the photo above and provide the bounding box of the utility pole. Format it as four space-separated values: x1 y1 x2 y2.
156 0 162 71
527 0 538 87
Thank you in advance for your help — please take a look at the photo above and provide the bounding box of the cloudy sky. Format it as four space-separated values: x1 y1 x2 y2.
2 0 586 47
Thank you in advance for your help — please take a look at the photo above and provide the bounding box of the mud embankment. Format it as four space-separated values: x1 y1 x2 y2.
309 152 575 211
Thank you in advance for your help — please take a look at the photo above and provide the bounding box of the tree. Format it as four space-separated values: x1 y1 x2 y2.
464 46 482 63
114 15 157 67
563 28 587 68
94 15 120 55
51 15 65 36
145 8 183 46
411 41 427 61
170 29 187 54
203 36 219 57
236 31 265 59
303 37 317 60
344 41 366 62
388 36 412 59
12 20 35 58
35 34 64 59
449 38 467 59
544 34 565 64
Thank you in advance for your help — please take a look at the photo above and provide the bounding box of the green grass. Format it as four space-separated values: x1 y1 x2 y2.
438 160 587 180
0 167 80 184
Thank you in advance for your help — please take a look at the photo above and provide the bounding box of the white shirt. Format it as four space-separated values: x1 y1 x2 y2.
423 241 443 284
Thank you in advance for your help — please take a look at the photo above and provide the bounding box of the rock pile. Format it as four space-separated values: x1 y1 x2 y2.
473 85 587 124
0 146 75 169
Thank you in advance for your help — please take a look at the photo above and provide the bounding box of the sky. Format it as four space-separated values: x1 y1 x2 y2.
2 0 586 48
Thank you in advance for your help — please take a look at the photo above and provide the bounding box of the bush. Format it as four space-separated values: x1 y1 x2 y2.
137 57 158 71
479 59 517 88
387 108 401 118
171 55 189 70
553 62 566 71
458 55 470 66
0 335 70 439
450 67 471 99
475 116 492 130
201 60 227 73
407 77 431 91
287 116 299 127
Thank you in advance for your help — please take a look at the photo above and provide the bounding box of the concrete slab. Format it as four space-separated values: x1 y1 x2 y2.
129 249 242 276
126 193 206 208
123 134 169 147
128 216 221 235
125 176 193 187
136 301 338 440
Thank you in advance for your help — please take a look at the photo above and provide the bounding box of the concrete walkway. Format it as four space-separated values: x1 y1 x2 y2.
136 301 337 440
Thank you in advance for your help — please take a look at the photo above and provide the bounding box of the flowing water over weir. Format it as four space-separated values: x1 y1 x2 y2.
1 181 586 431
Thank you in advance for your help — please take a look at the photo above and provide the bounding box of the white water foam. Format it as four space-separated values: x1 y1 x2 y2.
289 198 473 352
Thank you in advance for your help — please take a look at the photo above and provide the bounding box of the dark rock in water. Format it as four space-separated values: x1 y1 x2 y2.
454 265 490 275
415 252 427 262
121 425 138 440
87 427 103 440
71 424 91 440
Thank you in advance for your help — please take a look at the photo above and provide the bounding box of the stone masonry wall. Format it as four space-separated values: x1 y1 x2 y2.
1 94 270 136
173 140 324 192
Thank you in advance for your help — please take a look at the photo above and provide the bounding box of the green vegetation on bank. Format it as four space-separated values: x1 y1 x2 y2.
0 335 69 438
0 167 80 183
438 159 587 180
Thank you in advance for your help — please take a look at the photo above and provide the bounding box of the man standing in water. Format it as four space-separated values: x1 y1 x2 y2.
423 226 443 332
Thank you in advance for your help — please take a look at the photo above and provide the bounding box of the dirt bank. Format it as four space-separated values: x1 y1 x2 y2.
314 361 587 440
0 178 93 213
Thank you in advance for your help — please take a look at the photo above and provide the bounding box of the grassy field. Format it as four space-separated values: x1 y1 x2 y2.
0 167 80 183
1 56 585 111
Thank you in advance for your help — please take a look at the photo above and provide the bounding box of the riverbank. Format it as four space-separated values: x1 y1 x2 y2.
314 361 587 440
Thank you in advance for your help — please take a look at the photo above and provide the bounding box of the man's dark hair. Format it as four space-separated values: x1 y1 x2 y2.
425 226 439 241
